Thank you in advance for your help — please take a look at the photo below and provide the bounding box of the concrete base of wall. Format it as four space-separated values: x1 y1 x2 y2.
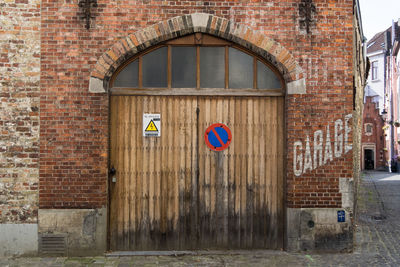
38 208 107 256
0 224 38 257
286 208 353 252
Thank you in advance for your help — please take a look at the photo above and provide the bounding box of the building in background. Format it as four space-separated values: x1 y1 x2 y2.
361 87 385 170
365 20 400 171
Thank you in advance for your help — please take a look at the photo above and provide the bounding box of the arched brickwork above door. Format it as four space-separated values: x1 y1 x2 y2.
89 13 305 93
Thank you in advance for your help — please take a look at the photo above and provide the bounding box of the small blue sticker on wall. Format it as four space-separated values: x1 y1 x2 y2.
337 210 345 222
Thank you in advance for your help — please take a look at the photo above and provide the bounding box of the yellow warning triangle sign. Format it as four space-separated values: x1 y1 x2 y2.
145 120 158 132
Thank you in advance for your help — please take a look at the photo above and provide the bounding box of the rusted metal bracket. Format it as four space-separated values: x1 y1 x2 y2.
79 0 97 29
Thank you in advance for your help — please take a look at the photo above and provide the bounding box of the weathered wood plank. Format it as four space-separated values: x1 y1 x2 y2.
203 97 210 247
178 98 186 248
160 96 168 247
234 98 242 248
191 98 199 249
258 98 266 247
277 97 285 249
148 97 154 242
123 96 130 249
265 97 273 248
209 98 217 246
253 98 261 248
246 98 254 248
165 33 231 45
166 97 174 249
117 96 125 250
227 97 237 247
172 97 180 248
270 98 278 248
221 97 229 246
239 99 247 247
142 97 150 249
135 97 142 249
109 96 118 250
129 97 137 250
197 98 203 248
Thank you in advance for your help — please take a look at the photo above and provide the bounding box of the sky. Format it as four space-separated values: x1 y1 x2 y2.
359 0 400 41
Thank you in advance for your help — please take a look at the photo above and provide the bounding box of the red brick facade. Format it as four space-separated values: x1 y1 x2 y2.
39 1 354 209
361 96 385 170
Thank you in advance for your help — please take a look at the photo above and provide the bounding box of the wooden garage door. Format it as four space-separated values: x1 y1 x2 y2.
109 95 284 250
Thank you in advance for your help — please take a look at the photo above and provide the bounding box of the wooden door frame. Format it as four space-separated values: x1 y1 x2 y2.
106 34 288 250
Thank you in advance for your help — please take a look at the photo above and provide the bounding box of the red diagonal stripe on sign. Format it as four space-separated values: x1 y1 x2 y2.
211 127 225 146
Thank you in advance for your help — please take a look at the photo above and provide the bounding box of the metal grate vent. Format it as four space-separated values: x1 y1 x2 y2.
39 234 66 256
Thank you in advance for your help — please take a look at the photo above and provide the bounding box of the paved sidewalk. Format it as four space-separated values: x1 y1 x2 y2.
1 171 400 266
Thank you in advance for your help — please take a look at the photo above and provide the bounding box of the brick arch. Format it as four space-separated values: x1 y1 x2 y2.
89 13 305 93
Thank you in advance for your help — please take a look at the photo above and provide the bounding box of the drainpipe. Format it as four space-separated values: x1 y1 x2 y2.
390 20 397 171
383 25 393 171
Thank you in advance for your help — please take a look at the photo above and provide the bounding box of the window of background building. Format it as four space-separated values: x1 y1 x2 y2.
398 79 400 118
371 61 378 80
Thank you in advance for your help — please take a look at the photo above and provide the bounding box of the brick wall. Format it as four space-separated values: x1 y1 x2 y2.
0 0 40 223
287 0 354 208
39 0 354 209
39 1 109 208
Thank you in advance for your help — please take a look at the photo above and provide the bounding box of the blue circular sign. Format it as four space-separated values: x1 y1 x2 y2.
204 123 232 151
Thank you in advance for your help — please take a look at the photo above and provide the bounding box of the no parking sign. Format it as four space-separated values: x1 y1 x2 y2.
204 123 232 151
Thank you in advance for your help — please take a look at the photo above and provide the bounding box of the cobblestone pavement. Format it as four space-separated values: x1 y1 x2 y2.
1 171 400 266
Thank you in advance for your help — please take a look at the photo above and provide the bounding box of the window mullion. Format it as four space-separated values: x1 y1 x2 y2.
225 46 229 89
197 46 200 89
253 57 257 89
138 56 143 88
168 45 171 89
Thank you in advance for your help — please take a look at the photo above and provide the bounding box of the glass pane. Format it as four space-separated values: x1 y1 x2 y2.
113 60 138 87
257 60 281 89
143 47 167 88
200 47 225 88
172 47 196 88
229 47 253 89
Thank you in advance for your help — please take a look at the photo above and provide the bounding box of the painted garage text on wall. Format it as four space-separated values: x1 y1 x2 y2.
294 114 353 176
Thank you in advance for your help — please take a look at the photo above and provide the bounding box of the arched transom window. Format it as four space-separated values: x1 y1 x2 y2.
111 34 284 96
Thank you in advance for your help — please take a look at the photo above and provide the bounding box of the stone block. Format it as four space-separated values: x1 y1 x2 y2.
286 208 353 252
38 208 107 256
89 77 106 93
287 78 306 94
286 208 301 239
0 224 38 257
191 13 210 32
340 178 354 209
